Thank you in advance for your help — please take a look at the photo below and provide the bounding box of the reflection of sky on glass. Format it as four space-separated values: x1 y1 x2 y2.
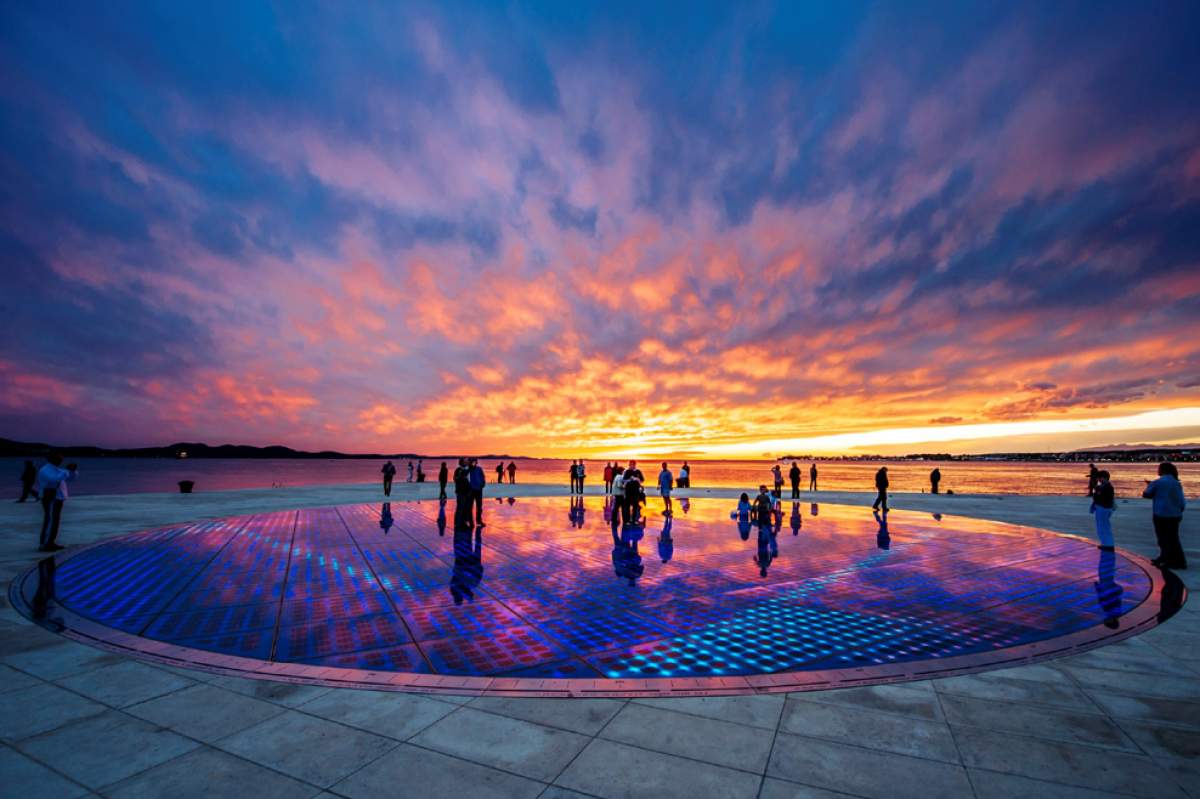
35 498 1150 678
2 3 1199 456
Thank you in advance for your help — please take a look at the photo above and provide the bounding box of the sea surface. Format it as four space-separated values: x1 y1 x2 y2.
2 457 1195 498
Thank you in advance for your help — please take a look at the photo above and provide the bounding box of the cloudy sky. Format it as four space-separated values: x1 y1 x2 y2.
2 1 1199 457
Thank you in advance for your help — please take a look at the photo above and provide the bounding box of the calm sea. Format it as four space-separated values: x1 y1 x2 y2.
2 457 1195 499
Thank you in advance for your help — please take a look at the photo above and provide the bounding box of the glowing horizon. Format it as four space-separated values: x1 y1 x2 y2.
2 4 1198 456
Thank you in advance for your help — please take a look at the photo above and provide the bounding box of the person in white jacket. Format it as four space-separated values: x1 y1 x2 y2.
36 453 77 552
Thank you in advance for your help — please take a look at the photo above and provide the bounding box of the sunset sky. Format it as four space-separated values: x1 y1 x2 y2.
2 2 1199 458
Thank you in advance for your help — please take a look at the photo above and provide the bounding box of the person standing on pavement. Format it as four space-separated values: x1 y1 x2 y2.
1143 462 1187 569
36 453 77 552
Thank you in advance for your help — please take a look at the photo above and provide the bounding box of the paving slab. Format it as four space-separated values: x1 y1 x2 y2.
968 768 1141 799
758 778 862 799
1083 691 1200 730
56 661 194 708
780 697 959 762
600 701 774 773
1060 666 1200 702
298 688 457 740
792 683 944 721
0 683 106 741
217 709 397 788
16 710 199 790
632 694 784 730
2 641 125 681
952 725 1188 798
931 671 1097 711
103 746 318 799
555 738 761 799
411 707 589 782
767 732 973 799
125 683 286 743
331 742 545 799
207 675 333 707
938 693 1137 750
0 662 41 694
470 696 625 735
0 744 91 799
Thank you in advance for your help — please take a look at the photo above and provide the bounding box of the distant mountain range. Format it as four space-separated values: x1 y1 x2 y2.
0 438 520 460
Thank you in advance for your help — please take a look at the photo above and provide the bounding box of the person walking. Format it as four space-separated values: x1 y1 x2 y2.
468 458 487 526
496 462 505 484
658 462 674 516
1143 462 1187 569
809 462 818 492
381 460 396 496
1091 470 1115 551
930 467 941 495
603 462 614 495
17 460 38 502
788 461 801 499
438 461 449 500
36 453 77 552
507 461 517 484
872 466 889 513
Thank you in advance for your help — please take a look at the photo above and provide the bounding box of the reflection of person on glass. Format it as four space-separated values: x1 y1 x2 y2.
31 555 57 623
379 503 393 534
436 498 447 536
790 503 802 536
569 495 586 528
874 509 890 550
450 526 484 604
810 503 818 516
658 515 674 563
612 524 644 585
1094 548 1123 629
1090 470 1115 551
754 524 776 577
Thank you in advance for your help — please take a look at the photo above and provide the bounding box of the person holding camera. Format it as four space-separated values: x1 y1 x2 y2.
36 453 77 552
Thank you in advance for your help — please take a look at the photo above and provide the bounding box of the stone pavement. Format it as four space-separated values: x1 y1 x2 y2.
0 483 1196 798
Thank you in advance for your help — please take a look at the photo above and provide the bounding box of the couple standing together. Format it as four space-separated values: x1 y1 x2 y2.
453 458 487 528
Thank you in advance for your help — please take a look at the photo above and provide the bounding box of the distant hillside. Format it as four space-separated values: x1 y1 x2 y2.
0 438 432 460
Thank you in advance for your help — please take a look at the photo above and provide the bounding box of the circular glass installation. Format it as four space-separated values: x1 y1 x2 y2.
10 497 1183 697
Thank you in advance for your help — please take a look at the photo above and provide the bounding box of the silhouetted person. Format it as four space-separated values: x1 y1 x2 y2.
623 470 644 525
417 460 426 482
682 461 692 487
1091 470 1115 550
874 509 890 550
1143 462 1186 569
496 462 505 484
452 458 471 529
379 502 394 534
1087 463 1099 497
753 486 773 527
772 465 784 499
507 461 516 484
17 460 38 502
577 460 586 494
381 460 396 496
1094 548 1123 629
36 453 77 552
788 461 801 499
657 462 673 516
930 468 941 495
872 467 889 513
603 462 614 494
612 468 627 526
735 492 753 540
438 461 449 500
809 462 817 491
569 460 579 494
468 458 486 526
407 460 414 482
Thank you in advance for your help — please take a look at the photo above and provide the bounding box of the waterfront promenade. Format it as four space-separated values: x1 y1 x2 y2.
1 483 1196 798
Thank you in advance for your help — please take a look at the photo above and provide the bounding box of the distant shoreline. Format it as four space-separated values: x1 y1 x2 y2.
2 437 1196 463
